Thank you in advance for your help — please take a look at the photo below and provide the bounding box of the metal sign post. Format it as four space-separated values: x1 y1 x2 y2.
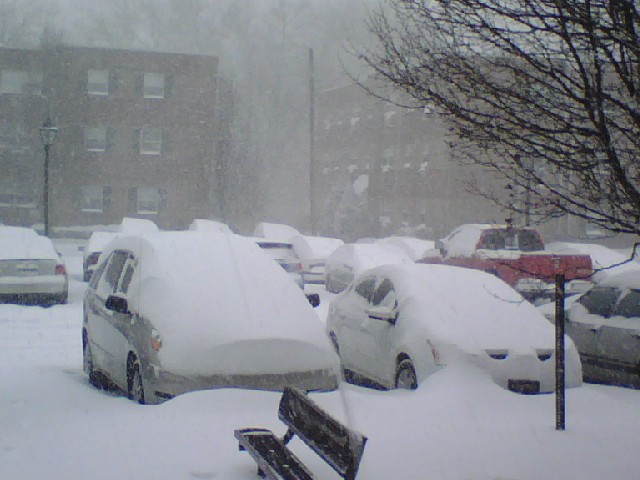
555 273 566 431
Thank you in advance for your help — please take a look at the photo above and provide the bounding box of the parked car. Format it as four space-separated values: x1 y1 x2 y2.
375 236 435 261
83 231 119 282
83 217 159 282
326 263 583 393
419 223 593 302
250 237 305 289
188 218 233 234
289 234 344 284
0 225 68 305
564 270 640 387
324 243 413 293
83 231 338 404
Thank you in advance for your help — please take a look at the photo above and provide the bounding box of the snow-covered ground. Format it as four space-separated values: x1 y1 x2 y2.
1 240 639 480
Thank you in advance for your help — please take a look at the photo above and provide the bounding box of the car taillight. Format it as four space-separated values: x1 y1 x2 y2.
87 253 100 266
295 262 303 273
536 349 553 361
151 329 163 351
55 264 67 276
485 349 509 360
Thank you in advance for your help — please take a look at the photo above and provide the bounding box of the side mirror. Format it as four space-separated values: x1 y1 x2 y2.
434 239 446 256
366 305 398 325
306 293 321 308
105 295 130 315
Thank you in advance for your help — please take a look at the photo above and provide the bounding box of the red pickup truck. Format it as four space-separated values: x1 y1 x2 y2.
418 224 594 302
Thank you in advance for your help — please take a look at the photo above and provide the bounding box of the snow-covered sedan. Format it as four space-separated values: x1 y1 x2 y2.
83 231 339 404
0 225 68 305
326 263 583 393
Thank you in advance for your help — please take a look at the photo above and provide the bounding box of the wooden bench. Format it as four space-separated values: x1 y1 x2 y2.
235 387 367 480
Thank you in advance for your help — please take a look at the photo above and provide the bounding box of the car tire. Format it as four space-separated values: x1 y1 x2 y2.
395 358 418 390
83 333 102 388
127 356 146 404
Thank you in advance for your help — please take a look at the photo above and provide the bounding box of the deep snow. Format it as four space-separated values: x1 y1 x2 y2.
1 239 639 480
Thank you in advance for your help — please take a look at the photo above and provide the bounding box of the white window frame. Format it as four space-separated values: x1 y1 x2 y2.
139 128 162 155
136 187 160 214
0 185 36 208
79 185 104 213
85 126 107 152
87 69 109 96
143 72 165 99
0 70 42 95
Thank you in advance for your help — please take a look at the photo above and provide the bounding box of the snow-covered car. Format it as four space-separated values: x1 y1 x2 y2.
289 234 344 284
249 237 305 289
565 270 640 387
83 231 338 404
0 225 68 305
83 217 160 282
324 243 413 293
83 231 119 282
188 218 233 234
326 263 583 393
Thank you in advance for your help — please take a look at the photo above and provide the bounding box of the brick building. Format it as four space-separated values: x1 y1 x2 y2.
0 44 218 232
315 82 503 241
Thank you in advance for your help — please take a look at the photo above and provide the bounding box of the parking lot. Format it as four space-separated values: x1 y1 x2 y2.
1 240 639 480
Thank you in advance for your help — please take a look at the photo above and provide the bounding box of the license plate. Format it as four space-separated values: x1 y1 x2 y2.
508 379 540 394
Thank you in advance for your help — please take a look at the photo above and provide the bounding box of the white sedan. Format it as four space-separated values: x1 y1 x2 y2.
326 263 583 393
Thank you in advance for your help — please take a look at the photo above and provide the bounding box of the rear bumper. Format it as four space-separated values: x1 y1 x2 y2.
0 275 67 295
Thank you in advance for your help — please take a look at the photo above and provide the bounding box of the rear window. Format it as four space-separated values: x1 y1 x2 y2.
612 289 640 319
578 287 621 317
478 228 544 252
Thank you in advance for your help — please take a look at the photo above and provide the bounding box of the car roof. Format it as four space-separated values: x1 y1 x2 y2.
598 269 640 289
0 226 58 260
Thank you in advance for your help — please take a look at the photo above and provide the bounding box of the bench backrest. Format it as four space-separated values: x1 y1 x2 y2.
278 387 367 480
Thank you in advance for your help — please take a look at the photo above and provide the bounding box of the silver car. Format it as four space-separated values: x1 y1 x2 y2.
83 231 339 404
0 226 68 305
566 270 640 387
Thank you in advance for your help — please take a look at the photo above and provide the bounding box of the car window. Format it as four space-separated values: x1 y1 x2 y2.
96 250 129 296
578 287 621 317
611 289 640 319
371 278 397 309
116 256 136 295
479 229 544 252
88 257 107 289
354 277 376 302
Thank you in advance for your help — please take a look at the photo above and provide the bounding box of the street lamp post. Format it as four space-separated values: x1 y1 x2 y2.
39 117 58 237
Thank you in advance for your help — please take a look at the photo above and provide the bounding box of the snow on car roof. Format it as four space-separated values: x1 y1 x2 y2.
86 231 120 254
188 218 233 234
370 263 556 352
0 226 59 260
289 234 344 260
252 222 300 241
598 269 640 289
376 236 435 261
329 243 413 273
102 231 334 375
118 217 159 235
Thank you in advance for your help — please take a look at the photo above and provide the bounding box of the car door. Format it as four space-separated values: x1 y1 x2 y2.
357 276 399 384
333 276 376 375
85 250 130 378
595 289 640 377
566 286 621 369
107 253 138 388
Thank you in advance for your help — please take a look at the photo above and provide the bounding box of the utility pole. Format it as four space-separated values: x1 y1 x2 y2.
309 47 316 235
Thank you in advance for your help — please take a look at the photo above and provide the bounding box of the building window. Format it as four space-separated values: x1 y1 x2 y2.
143 72 165 98
0 70 42 95
136 187 160 214
85 126 107 152
139 128 162 154
87 69 109 95
79 185 105 212
0 184 36 208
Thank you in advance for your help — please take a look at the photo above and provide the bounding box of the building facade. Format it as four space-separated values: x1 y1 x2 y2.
0 44 218 232
315 82 504 242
